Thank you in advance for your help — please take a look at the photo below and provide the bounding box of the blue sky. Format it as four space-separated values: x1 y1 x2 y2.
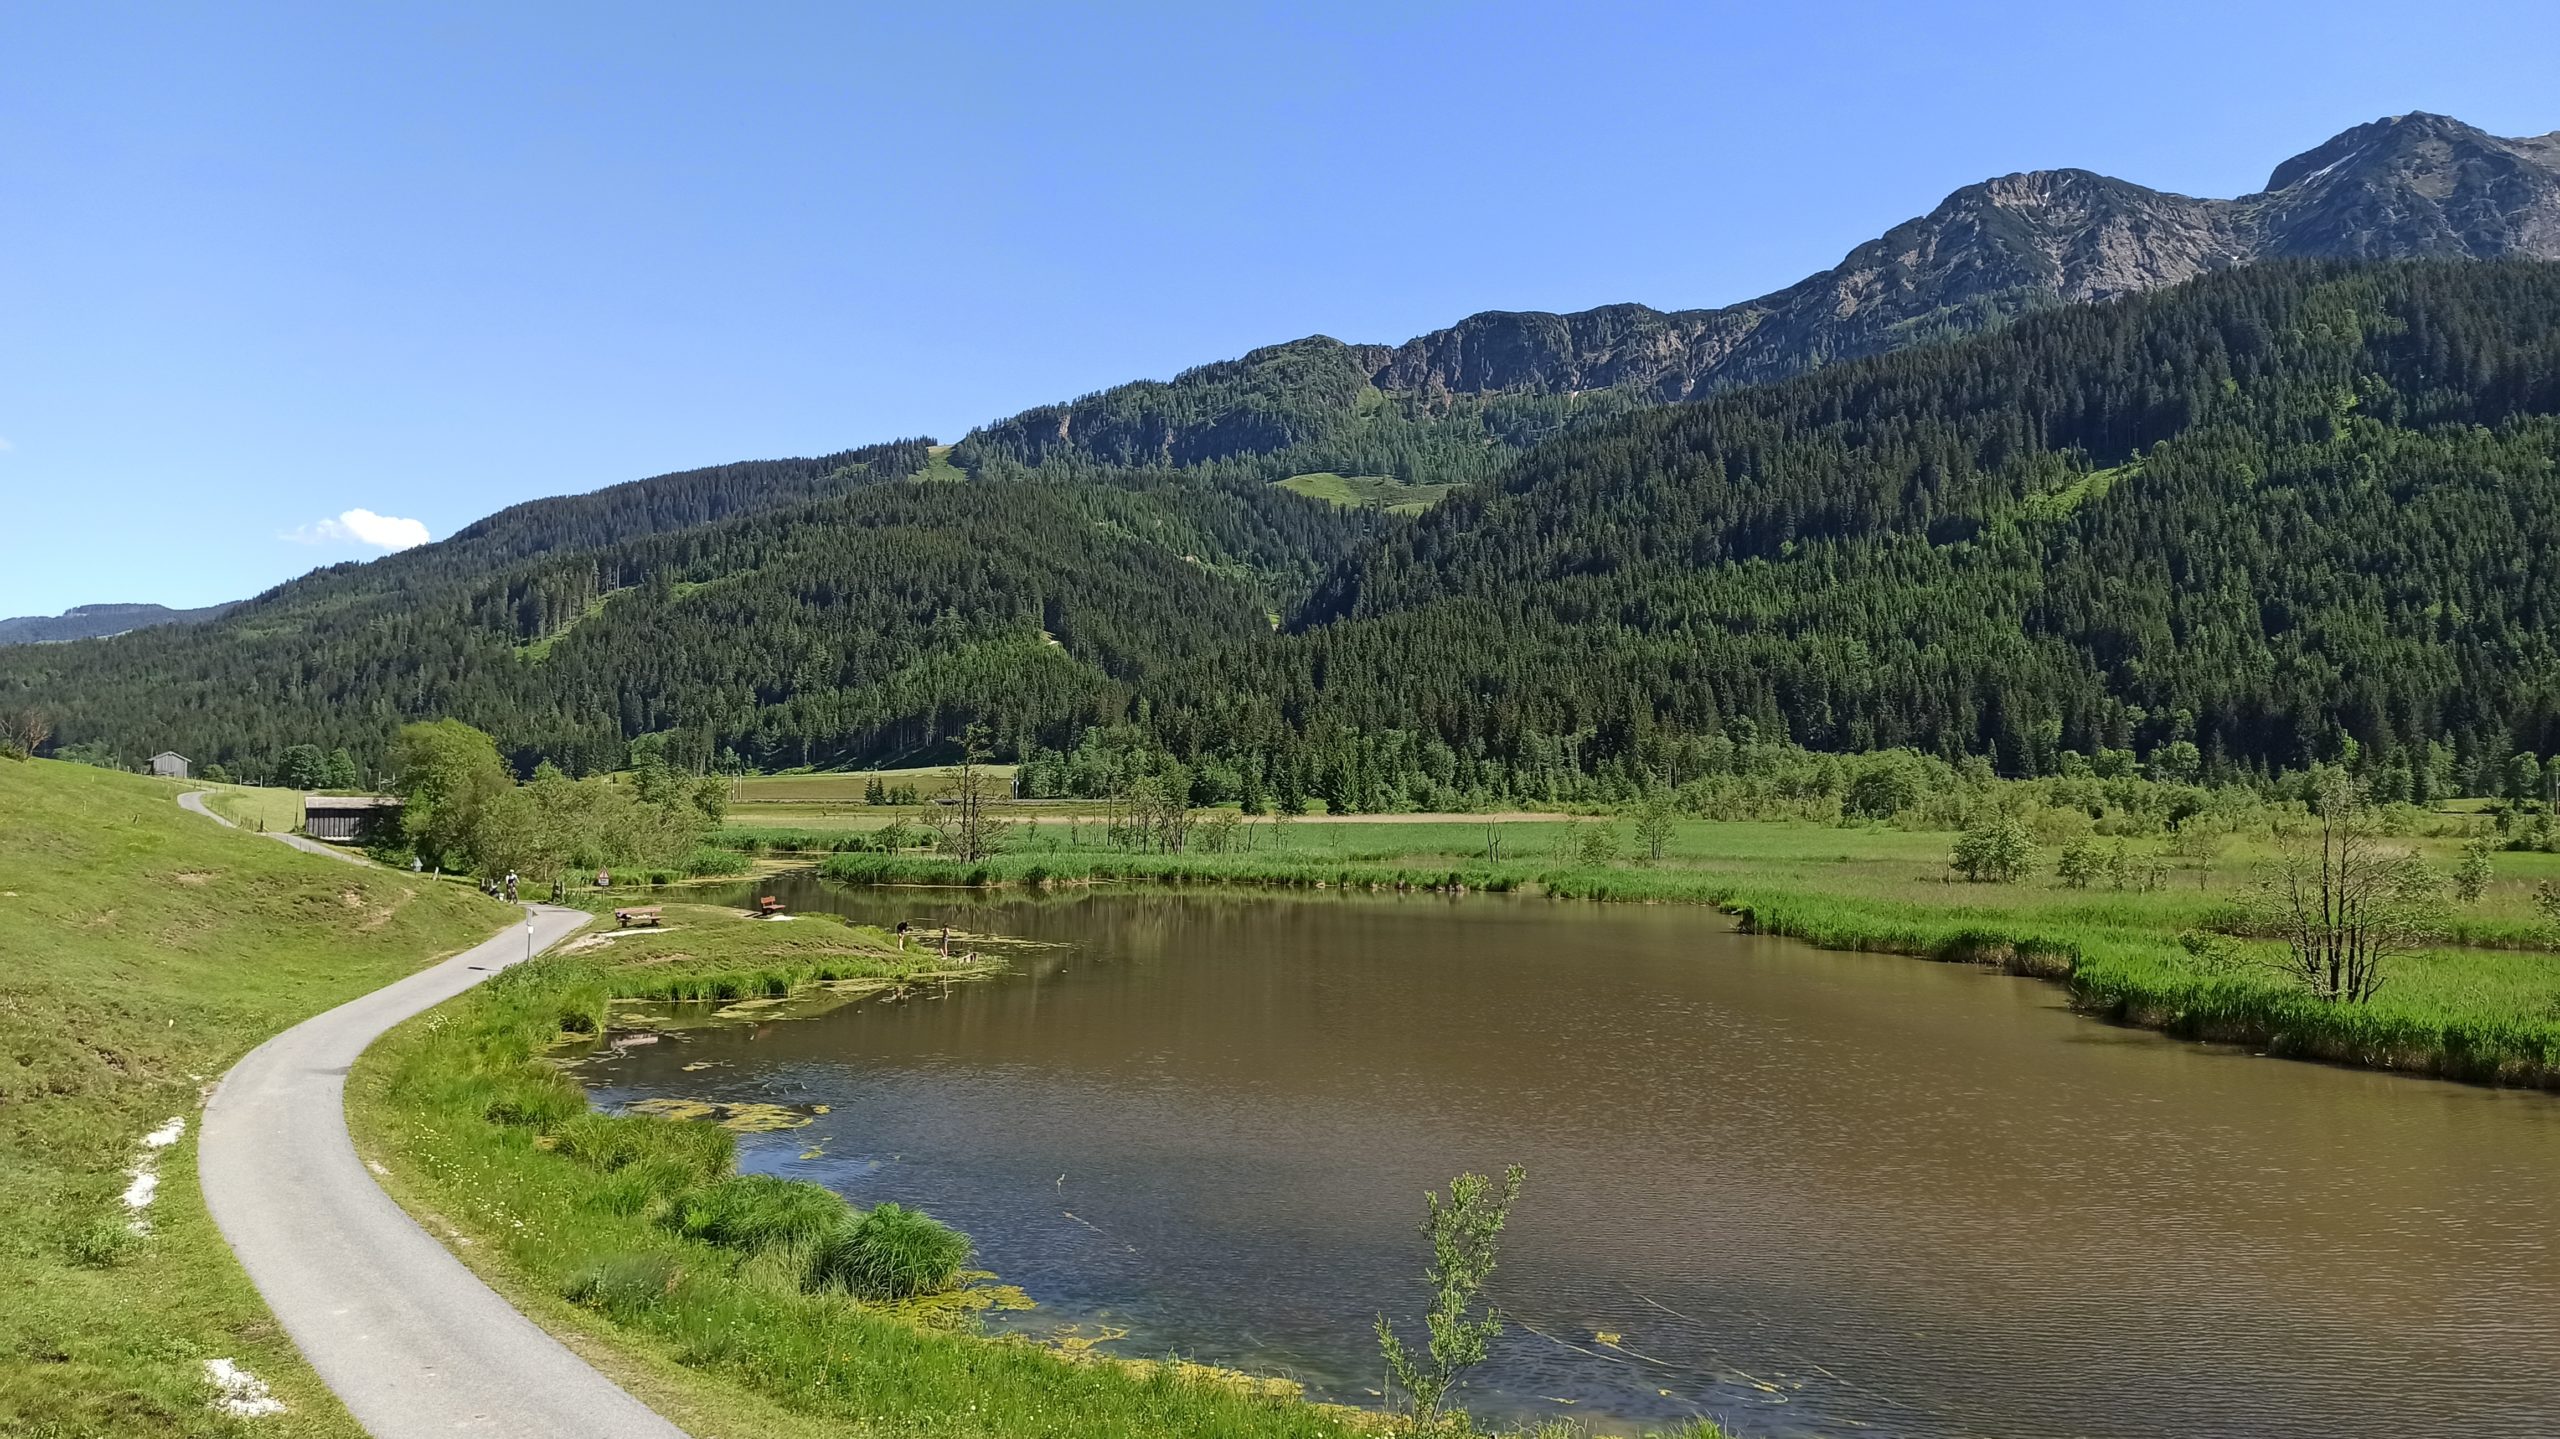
3 1 2555 617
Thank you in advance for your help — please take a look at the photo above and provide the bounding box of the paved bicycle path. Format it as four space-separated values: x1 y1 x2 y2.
197 894 691 1438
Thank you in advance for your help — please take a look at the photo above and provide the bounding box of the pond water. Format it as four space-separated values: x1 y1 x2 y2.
584 879 2560 1437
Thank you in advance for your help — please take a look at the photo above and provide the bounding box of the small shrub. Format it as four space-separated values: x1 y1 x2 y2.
2454 836 2496 903
1952 817 2037 883
482 1076 583 1128
2055 839 2104 888
803 1203 972 1299
664 1174 851 1254
1376 1165 1525 1433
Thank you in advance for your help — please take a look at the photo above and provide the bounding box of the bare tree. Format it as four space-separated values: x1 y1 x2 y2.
2250 772 2445 1004
1 709 50 761
930 723 1010 862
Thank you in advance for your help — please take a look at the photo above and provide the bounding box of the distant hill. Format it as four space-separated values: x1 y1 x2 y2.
0 602 235 647
958 113 2560 490
0 472 1373 778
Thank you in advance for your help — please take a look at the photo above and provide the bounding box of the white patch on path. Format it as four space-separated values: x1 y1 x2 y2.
204 1358 287 1416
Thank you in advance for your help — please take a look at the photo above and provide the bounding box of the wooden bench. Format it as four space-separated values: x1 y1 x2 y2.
756 895 785 917
614 906 663 929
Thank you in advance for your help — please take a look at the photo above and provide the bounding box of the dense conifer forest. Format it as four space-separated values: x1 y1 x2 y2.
8 260 2560 804
1138 261 2560 802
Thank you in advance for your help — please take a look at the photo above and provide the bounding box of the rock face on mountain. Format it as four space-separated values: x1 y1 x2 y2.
962 113 2560 468
1368 113 2560 404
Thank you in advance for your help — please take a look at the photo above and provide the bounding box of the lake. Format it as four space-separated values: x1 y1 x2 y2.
584 880 2560 1437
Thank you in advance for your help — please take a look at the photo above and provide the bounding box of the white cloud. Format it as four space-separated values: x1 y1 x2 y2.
284 508 431 551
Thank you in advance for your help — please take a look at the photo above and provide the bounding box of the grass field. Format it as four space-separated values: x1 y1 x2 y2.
732 764 1019 807
0 758 508 1437
193 782 306 833
806 813 2560 1088
1273 472 1458 515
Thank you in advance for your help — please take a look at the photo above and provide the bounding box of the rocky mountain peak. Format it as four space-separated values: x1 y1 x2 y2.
959 113 2560 471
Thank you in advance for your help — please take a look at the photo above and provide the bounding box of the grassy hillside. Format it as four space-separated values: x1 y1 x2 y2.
0 758 506 1437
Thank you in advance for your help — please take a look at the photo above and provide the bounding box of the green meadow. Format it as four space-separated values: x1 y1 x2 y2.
1273 472 1457 515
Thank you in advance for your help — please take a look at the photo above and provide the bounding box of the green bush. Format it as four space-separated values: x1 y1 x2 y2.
665 1174 852 1254
481 1074 585 1128
803 1202 972 1299
1952 816 2038 882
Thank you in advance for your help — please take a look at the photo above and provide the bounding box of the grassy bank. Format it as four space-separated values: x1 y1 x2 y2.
812 818 2560 1089
0 757 508 1437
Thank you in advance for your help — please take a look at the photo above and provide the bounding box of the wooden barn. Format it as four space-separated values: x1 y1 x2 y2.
302 794 401 844
148 752 191 778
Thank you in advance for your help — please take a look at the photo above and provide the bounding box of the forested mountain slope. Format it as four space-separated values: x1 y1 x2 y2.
251 438 939 615
1 474 1374 778
959 113 2560 490
1127 261 2560 801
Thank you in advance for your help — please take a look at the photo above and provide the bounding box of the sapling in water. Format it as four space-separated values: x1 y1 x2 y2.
1376 1164 1525 1433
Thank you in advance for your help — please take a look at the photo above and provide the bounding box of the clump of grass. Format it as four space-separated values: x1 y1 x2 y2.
64 1217 144 1269
803 1202 972 1300
549 1111 734 1204
664 1174 852 1254
564 1252 686 1312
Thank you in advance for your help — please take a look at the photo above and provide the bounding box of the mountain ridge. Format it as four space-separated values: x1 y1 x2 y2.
959 112 2560 476
0 602 236 647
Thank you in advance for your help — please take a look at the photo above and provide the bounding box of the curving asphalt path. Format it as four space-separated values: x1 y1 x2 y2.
198 897 692 1438
177 788 377 867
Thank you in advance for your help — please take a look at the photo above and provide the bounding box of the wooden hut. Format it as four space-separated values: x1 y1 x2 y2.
303 795 401 844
